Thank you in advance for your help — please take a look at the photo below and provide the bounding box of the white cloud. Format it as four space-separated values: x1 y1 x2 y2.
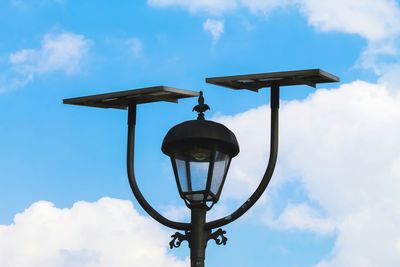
298 0 400 41
396 240 400 254
279 81 400 218
148 0 400 73
0 197 187 267
203 19 224 43
126 37 143 57
242 0 400 73
11 32 91 75
161 204 189 222
1 32 91 92
148 0 400 41
213 79 400 266
315 203 400 267
147 0 237 14
297 0 400 74
357 40 400 75
264 203 336 235
379 65 400 93
240 0 295 15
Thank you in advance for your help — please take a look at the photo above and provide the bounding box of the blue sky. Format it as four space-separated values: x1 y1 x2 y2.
1 1 400 267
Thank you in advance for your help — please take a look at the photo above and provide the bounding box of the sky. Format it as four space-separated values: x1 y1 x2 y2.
0 0 400 266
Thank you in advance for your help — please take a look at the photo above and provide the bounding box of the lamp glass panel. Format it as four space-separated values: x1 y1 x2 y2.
210 151 230 195
189 161 209 191
172 144 214 203
175 159 189 192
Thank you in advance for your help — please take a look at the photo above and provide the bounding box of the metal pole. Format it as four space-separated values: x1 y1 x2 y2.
190 207 207 267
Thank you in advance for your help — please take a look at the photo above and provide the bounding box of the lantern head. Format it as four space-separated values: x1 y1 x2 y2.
162 92 239 209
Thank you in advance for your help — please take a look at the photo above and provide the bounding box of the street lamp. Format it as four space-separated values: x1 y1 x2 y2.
63 69 339 267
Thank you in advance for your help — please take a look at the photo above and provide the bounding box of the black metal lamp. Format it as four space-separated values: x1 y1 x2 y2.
63 69 340 267
162 92 239 209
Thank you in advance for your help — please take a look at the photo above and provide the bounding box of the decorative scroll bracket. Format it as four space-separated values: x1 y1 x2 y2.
208 228 228 246
169 231 191 249
169 228 228 249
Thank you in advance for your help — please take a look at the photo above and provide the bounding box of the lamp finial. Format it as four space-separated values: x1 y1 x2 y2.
192 91 210 120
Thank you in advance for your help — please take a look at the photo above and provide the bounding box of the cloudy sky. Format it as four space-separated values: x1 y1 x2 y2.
1 1 400 266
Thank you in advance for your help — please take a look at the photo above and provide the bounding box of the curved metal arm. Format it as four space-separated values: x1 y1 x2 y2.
206 86 280 230
126 104 191 231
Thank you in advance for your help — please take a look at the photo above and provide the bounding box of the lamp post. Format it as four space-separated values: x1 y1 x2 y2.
64 69 339 267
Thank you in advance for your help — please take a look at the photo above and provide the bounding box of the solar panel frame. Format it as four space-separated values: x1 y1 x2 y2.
63 86 200 109
205 69 340 91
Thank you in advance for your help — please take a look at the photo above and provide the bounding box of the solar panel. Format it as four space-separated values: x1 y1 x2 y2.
63 86 199 109
206 69 339 91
